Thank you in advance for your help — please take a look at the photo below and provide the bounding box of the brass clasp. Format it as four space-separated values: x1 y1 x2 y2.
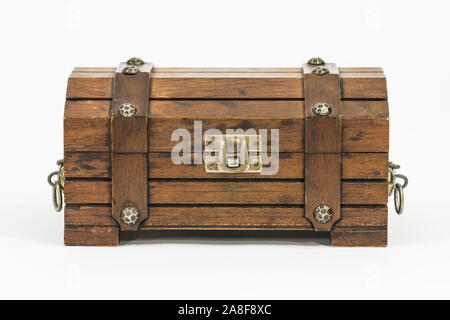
204 134 262 173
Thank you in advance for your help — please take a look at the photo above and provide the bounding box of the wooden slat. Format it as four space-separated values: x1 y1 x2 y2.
336 206 387 228
150 118 302 153
64 180 387 205
64 100 388 153
342 153 388 179
65 205 116 226
65 152 111 178
149 100 303 119
64 205 386 229
64 100 110 152
64 226 119 246
149 152 303 179
342 119 389 152
65 205 311 229
150 181 304 204
331 228 387 247
66 68 387 99
146 207 310 228
65 180 111 204
64 152 388 180
341 181 387 204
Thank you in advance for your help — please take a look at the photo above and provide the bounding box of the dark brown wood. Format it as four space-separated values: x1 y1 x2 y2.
305 117 342 153
64 180 387 205
335 206 387 228
145 206 311 228
341 181 387 204
330 228 387 247
303 63 343 231
150 181 304 204
110 62 153 231
111 154 148 230
65 152 388 180
342 153 388 179
64 226 119 246
64 205 385 231
65 99 388 153
67 68 387 99
111 62 153 153
65 205 116 227
304 154 341 231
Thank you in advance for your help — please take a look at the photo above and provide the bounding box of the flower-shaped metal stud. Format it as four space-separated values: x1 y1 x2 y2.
307 57 325 65
122 65 140 75
312 66 329 75
127 57 144 66
312 103 332 116
119 103 137 117
121 207 140 226
314 204 333 224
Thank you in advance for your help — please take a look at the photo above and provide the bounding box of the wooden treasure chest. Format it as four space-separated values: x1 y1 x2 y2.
49 57 408 247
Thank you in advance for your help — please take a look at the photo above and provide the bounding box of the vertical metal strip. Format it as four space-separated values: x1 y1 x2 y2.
111 60 153 231
303 61 343 231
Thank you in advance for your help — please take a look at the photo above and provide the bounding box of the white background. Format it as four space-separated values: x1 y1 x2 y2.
0 0 449 299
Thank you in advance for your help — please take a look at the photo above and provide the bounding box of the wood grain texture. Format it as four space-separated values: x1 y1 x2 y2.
343 119 389 152
146 206 311 228
111 62 152 153
64 180 387 205
65 99 388 152
305 117 342 153
65 152 111 178
335 206 387 228
342 153 388 179
64 100 110 152
303 64 342 231
305 154 341 231
65 205 116 227
341 181 387 204
64 205 385 230
64 226 119 246
330 228 387 247
111 154 148 231
66 68 387 99
64 205 312 229
64 152 388 180
150 181 304 204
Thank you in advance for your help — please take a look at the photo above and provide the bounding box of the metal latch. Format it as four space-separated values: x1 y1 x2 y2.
204 134 262 173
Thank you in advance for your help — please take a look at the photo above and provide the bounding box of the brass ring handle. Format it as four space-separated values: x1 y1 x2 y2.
388 162 408 215
48 160 64 212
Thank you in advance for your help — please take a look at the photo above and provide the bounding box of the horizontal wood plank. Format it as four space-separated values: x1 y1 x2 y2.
67 67 387 99
64 152 387 180
149 181 304 204
64 226 119 246
64 180 387 205
64 205 386 229
65 100 388 152
331 228 387 247
336 206 387 228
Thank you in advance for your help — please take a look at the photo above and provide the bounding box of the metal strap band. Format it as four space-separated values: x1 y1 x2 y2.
111 59 153 231
303 60 343 231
